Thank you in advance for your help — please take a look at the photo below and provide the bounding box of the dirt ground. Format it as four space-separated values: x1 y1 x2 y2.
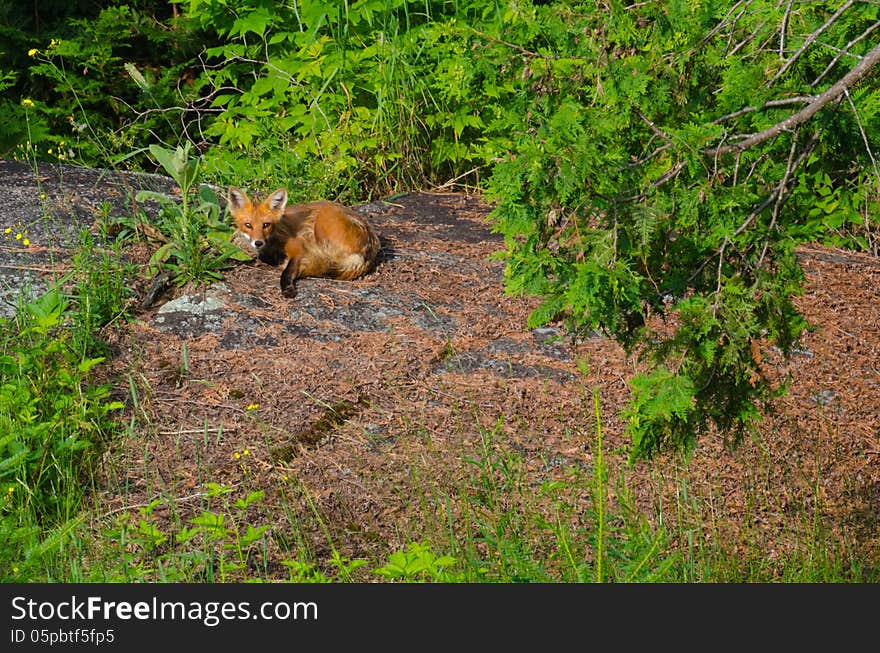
3 160 879 579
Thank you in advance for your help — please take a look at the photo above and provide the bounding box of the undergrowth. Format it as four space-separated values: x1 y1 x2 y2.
0 242 129 581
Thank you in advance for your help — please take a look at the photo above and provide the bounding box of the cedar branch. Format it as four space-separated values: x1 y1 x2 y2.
706 40 880 157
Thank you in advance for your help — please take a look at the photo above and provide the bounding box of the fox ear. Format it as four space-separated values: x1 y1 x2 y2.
227 187 251 213
266 188 288 213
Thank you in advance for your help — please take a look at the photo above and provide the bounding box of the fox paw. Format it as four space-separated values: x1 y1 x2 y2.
281 283 297 299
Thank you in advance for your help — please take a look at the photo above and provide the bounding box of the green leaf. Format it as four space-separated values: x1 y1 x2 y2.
239 524 270 546
135 190 177 205
190 511 225 531
230 7 274 37
233 490 265 510
77 357 106 374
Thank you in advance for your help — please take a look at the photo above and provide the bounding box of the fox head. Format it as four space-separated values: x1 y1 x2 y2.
227 187 288 249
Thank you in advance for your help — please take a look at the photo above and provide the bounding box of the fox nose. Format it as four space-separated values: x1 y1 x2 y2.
253 240 264 248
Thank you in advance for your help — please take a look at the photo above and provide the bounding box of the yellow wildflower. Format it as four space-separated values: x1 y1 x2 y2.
234 452 241 460
28 48 38 57
23 238 30 246
4 228 10 234
15 233 22 240
21 98 34 108
243 449 250 457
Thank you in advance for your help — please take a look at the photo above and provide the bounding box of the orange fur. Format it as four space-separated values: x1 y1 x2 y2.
227 187 380 297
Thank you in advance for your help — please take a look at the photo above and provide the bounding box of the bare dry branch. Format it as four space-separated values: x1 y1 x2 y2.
706 40 880 157
779 0 794 57
770 0 856 84
713 96 815 124
621 160 687 202
700 0 749 46
811 20 880 87
844 88 880 190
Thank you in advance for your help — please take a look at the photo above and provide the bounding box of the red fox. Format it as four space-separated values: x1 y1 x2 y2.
227 187 381 298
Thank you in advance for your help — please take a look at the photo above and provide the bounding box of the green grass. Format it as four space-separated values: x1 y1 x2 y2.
0 258 125 581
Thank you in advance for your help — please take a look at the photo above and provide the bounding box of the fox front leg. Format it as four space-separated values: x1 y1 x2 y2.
280 258 300 298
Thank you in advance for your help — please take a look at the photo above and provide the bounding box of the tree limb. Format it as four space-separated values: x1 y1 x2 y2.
706 40 880 157
769 0 855 85
779 0 794 58
713 96 815 124
811 20 880 88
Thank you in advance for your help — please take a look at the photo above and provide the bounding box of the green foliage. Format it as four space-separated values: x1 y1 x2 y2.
131 143 250 287
69 228 136 356
0 285 125 580
443 408 676 583
483 1 880 457
373 541 458 582
281 552 368 583
85 483 273 582
182 0 491 199
457 420 561 582
0 224 135 580
583 387 677 582
87 482 373 583
1 2 203 167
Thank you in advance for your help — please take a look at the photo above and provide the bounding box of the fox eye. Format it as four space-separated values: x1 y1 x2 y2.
244 223 252 229
263 223 271 229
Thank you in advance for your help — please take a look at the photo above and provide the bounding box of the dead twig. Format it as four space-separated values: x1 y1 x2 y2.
99 486 239 519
